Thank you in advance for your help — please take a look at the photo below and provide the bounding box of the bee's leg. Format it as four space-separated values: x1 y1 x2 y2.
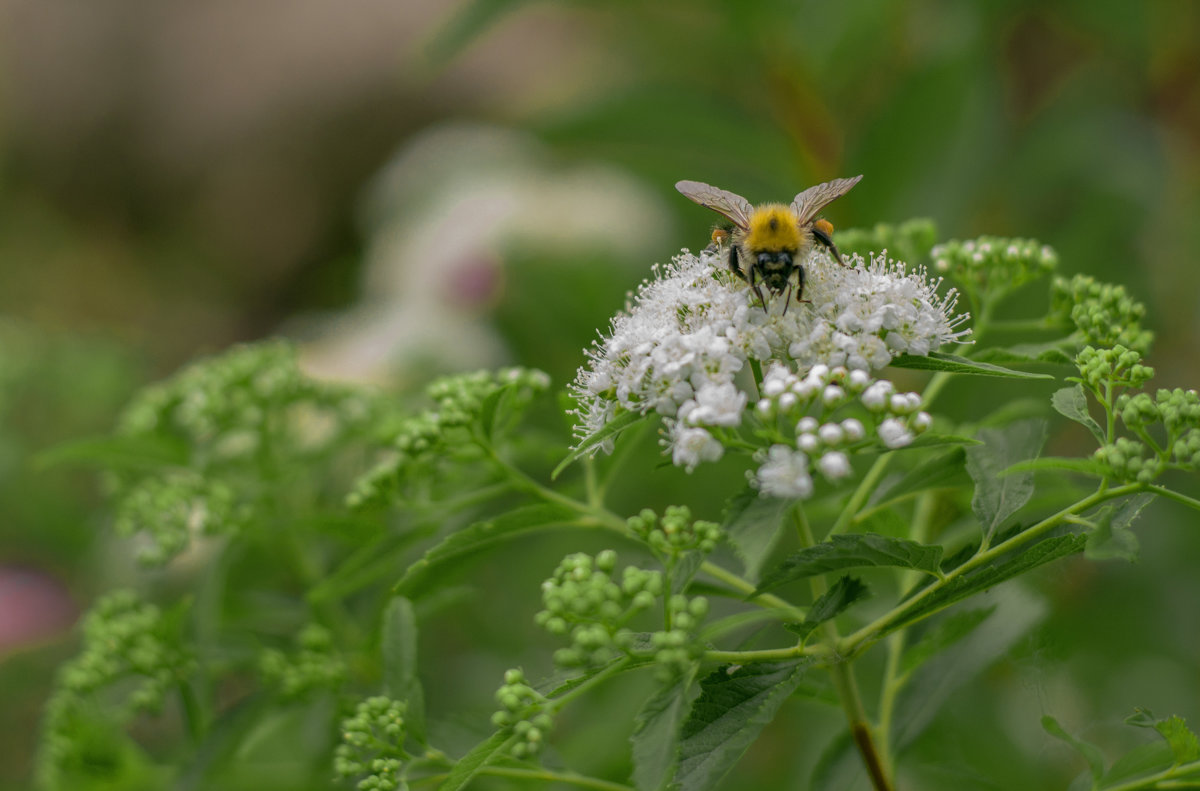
748 267 768 313
782 281 792 316
728 243 746 280
811 224 848 267
794 265 810 306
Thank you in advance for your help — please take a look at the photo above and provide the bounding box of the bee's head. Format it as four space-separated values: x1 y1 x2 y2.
745 204 803 253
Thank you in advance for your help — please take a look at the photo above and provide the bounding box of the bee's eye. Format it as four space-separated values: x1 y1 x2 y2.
757 252 772 266
778 251 792 265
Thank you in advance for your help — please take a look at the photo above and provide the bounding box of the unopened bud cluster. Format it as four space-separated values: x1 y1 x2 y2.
932 236 1057 296
1075 346 1154 393
113 471 246 566
491 669 553 760
56 591 190 717
1093 388 1200 483
1051 275 1152 354
535 551 662 667
751 363 931 498
348 367 549 508
260 624 347 700
652 594 710 678
627 506 721 559
333 696 408 791
835 218 938 267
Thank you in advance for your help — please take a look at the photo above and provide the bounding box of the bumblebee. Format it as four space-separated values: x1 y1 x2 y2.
676 175 862 312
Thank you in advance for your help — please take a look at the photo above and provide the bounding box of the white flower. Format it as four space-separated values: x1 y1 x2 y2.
797 416 819 433
878 418 915 449
669 424 725 471
861 380 895 411
797 433 820 453
817 451 852 480
818 423 844 445
570 246 968 471
680 381 747 427
841 418 865 441
755 445 813 498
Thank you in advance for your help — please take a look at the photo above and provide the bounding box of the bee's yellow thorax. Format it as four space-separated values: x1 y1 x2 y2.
744 204 802 252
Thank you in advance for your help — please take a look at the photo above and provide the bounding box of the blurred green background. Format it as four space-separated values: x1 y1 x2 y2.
2 0 1199 788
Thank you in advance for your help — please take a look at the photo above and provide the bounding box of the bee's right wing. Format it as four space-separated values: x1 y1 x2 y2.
790 175 863 225
675 180 753 230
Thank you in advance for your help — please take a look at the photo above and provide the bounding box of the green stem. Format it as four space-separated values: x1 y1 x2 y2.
793 505 894 791
829 453 894 536
843 483 1143 654
1098 759 1200 791
1145 484 1200 513
698 561 807 620
548 656 631 712
418 766 636 791
706 644 826 663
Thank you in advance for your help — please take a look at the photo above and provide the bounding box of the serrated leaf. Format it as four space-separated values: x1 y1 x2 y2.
1125 708 1200 765
722 486 792 582
34 433 189 471
676 660 811 791
890 351 1053 379
1085 494 1154 563
899 606 995 676
630 664 700 791
395 504 578 595
886 532 1086 635
553 409 646 479
966 420 1047 539
784 576 871 642
1003 456 1106 477
382 596 425 744
671 551 705 594
308 530 430 603
1043 715 1106 782
755 535 942 597
436 730 511 791
1052 384 1105 444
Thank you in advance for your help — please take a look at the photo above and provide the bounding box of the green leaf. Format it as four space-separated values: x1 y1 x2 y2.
887 532 1087 635
382 597 425 744
722 487 792 582
872 447 970 509
1052 384 1105 444
899 606 995 676
1043 715 1106 782
436 730 512 791
308 530 431 604
973 341 1075 366
889 351 1053 379
784 576 871 642
630 664 701 791
1085 495 1154 563
395 504 579 595
1003 456 1106 477
903 433 983 449
675 660 812 791
755 535 942 597
1126 708 1200 764
966 420 1046 538
553 409 646 480
1100 741 1175 789
34 433 189 472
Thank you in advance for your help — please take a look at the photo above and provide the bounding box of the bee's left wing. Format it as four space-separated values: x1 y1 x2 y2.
790 175 863 225
675 180 754 230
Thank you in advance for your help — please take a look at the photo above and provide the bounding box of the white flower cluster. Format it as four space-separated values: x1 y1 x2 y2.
751 363 931 498
570 247 966 469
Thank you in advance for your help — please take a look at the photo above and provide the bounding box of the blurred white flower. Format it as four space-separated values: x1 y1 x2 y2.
755 445 814 498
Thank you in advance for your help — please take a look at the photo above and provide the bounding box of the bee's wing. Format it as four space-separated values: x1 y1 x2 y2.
790 175 863 225
675 180 753 230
